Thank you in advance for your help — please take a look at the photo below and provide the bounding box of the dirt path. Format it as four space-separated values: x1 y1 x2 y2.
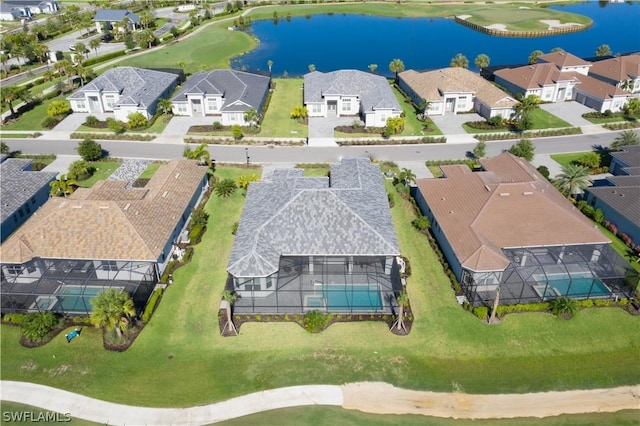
342 382 640 419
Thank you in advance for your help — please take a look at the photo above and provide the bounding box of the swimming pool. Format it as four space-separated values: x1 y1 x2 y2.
55 285 122 312
320 284 383 311
534 274 611 298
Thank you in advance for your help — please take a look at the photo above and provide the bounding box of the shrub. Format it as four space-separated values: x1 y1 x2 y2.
387 191 395 208
472 306 488 320
412 215 431 231
508 139 535 162
47 99 71 117
232 125 243 140
537 165 550 179
3 313 28 324
85 115 100 126
68 159 93 180
619 233 633 247
290 105 308 119
188 224 204 243
21 312 59 342
77 139 103 161
106 117 126 134
593 209 605 224
582 205 595 220
190 205 209 227
42 115 62 129
142 288 163 323
212 121 223 130
304 310 330 333
576 152 600 169
127 112 148 129
231 221 239 235
550 297 579 318
83 50 126 67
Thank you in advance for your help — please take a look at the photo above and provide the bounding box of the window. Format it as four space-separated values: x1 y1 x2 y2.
230 114 236 122
101 261 118 271
266 277 272 289
206 98 218 111
76 100 86 110
177 103 187 113
104 95 116 109
312 104 321 114
245 284 261 291
342 98 351 112
5 265 22 275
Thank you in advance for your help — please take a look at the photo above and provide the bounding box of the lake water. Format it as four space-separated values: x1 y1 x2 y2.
231 2 640 77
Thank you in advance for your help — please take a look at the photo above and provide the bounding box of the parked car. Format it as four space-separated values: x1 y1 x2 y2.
101 34 113 43
69 45 76 51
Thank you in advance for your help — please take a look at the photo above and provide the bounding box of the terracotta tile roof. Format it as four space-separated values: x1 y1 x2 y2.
398 67 517 108
571 72 629 99
589 53 640 82
538 51 591 68
494 63 580 90
0 160 207 264
416 153 609 272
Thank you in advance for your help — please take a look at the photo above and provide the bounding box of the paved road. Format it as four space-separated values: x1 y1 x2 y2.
1 132 620 163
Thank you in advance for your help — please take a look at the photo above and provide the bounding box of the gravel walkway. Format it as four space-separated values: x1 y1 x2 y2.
107 159 152 188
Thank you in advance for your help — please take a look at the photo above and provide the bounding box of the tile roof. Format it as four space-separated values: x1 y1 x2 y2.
0 160 207 264
610 145 640 169
227 158 400 277
68 67 178 109
589 53 640 82
399 68 518 109
304 70 402 113
538 51 592 68
586 185 640 228
171 70 270 113
416 153 608 272
93 9 140 23
0 158 57 223
494 63 581 90
571 72 629 99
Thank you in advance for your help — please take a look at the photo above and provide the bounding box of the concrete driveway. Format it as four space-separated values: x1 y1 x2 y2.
429 112 484 136
52 113 111 132
539 102 593 127
162 116 213 136
308 116 361 138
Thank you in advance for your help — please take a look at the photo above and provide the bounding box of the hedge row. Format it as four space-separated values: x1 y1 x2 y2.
70 132 155 141
184 137 304 146
142 288 163 323
603 121 640 130
337 136 446 146
474 127 581 141
83 50 126 67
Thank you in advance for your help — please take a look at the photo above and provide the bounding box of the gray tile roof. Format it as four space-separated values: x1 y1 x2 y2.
0 158 57 223
610 145 640 169
68 67 178 109
94 9 140 23
171 70 270 113
227 158 400 277
586 185 640 227
304 70 402 113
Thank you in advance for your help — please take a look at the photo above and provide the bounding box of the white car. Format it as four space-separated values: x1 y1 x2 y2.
69 45 76 51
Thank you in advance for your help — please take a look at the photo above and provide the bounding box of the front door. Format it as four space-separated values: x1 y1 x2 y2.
88 96 100 112
445 98 455 113
191 99 203 116
327 101 337 115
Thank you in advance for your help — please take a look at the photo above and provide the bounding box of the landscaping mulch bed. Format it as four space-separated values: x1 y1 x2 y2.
103 322 144 352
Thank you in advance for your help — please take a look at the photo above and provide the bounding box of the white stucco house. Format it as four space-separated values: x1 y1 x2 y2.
67 67 179 122
94 9 140 33
0 0 57 20
170 69 271 126
398 67 518 119
589 53 640 94
303 70 402 127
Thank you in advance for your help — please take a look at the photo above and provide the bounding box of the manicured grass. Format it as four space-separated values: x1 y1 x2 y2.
462 123 509 134
550 152 591 168
392 85 442 136
461 6 591 31
138 162 162 179
2 167 639 408
75 161 121 188
0 133 36 139
583 115 635 125
1 95 66 131
218 406 640 426
0 402 97 425
259 78 308 138
529 108 572 130
595 223 640 274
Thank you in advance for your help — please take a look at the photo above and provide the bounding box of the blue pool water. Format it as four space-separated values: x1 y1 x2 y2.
535 275 611 298
322 285 383 311
56 286 106 312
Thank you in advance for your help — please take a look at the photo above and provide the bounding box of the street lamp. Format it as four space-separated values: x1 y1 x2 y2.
245 147 250 166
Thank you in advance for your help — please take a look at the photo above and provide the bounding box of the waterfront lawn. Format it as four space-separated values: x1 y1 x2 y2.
75 161 121 188
529 108 572 129
1 167 639 407
259 78 308 138
117 22 256 74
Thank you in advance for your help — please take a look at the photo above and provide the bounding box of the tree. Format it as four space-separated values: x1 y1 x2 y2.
528 49 543 64
610 129 640 150
508 139 535 162
90 288 135 338
47 100 71 117
233 125 243 140
221 290 238 336
389 58 405 82
267 59 273 73
215 179 238 198
397 167 416 186
551 47 564 53
368 63 378 73
49 174 77 197
550 296 579 318
139 10 154 29
68 160 93 180
474 53 490 72
237 174 258 190
514 94 540 130
74 42 88 60
472 140 487 159
1 85 29 118
243 108 259 127
0 142 10 155
383 116 405 138
54 59 74 89
157 98 173 115
391 291 409 333
21 312 58 342
450 53 469 69
308 64 316 72
135 29 156 49
77 139 103 161
1 53 9 74
622 98 640 118
127 112 148 129
183 143 211 166
576 152 600 169
89 38 101 57
553 164 592 200
595 44 611 57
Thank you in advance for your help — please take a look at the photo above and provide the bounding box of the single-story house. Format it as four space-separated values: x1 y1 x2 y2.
0 155 57 243
170 70 271 126
414 152 638 307
572 73 630 113
0 0 57 20
304 70 402 127
0 159 209 315
226 157 403 314
537 51 591 76
398 67 518 119
589 53 640 94
585 145 640 246
67 67 179 122
94 9 140 33
494 62 581 102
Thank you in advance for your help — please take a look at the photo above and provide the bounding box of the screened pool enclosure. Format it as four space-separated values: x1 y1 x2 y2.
461 244 639 307
1 258 157 315
229 255 403 314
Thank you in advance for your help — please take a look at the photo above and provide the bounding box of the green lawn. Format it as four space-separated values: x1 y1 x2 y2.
583 115 635 125
1 95 66 131
2 166 639 408
75 161 121 188
392 86 442 136
550 152 591 168
138 162 162 179
530 108 572 130
259 78 308 138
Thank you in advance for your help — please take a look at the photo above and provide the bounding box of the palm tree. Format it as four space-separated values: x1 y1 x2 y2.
49 174 77 197
1 85 29 118
610 130 640 150
157 98 173 116
594 44 612 57
392 291 409 333
215 179 238 198
183 143 211 166
528 49 543 64
619 79 634 92
308 64 316 72
514 94 541 129
135 29 156 49
243 108 259 127
388 58 405 82
550 296 579 318
488 287 500 325
553 164 592 200
221 290 238 336
398 168 416 186
89 38 101 57
267 59 273 73
54 59 74 89
450 53 469 69
139 10 154 29
474 53 490 72
368 63 378 73
74 42 89 60
90 288 135 338
0 53 9 74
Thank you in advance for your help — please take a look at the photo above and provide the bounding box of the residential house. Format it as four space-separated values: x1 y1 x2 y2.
414 152 637 307
0 0 58 20
94 9 140 33
0 159 209 315
537 51 592 76
304 70 402 127
170 70 270 126
585 145 640 245
67 67 179 122
398 67 518 119
0 155 57 243
226 158 402 314
494 62 581 102
589 53 640 94
571 73 630 113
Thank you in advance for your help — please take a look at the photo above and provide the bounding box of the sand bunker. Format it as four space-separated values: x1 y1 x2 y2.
457 14 472 20
541 19 583 30
485 23 508 31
